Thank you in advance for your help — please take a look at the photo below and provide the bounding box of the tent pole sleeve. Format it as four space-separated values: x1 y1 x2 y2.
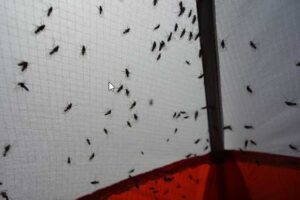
196 0 224 153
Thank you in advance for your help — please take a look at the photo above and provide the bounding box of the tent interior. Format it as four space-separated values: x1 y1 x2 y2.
0 0 299 199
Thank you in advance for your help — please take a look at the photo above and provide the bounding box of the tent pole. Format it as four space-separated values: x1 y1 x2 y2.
196 0 224 157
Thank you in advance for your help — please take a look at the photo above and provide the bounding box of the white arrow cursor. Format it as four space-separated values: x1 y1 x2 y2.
108 82 115 91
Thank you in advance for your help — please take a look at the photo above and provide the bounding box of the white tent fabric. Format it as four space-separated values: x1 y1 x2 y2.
0 0 207 199
215 0 300 157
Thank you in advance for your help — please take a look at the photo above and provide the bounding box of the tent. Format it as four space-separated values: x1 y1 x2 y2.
0 0 299 199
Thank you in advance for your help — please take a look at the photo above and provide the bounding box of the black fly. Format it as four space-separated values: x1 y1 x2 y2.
159 41 165 51
3 144 11 157
153 0 158 6
91 181 99 185
157 53 161 61
192 15 197 24
167 32 172 42
125 68 130 78
244 140 248 148
199 49 202 58
188 9 192 18
153 24 160 30
0 191 9 200
151 41 157 52
285 101 297 106
221 39 226 49
81 45 86 56
89 152 95 161
296 62 300 67
185 60 190 65
194 138 201 144
173 112 177 118
98 5 103 15
127 121 132 128
174 23 178 32
183 116 189 119
49 45 59 55
246 85 253 93
64 103 72 113
125 89 130 97
223 125 232 131
133 113 138 121
198 73 204 79
105 109 112 116
189 32 193 41
194 111 199 120
47 6 53 17
174 128 178 134
123 27 130 34
17 82 29 91
195 32 200 41
67 157 71 164
250 140 257 146
128 169 135 174
117 84 123 93
130 101 136 109
289 144 298 151
103 128 108 135
34 24 45 34
244 125 253 129
249 41 257 50
180 29 186 38
86 138 91 145
18 61 28 72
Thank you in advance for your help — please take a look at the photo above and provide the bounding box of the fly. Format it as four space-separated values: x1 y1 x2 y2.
47 6 53 17
285 101 297 106
244 125 253 129
174 23 178 32
98 5 103 15
185 60 190 65
130 101 136 109
64 103 72 113
125 68 130 78
128 168 135 174
86 138 91 145
192 15 197 24
123 27 130 34
34 24 45 34
67 157 71 164
198 73 204 79
149 99 153 106
49 45 59 55
157 53 161 61
221 39 226 49
133 113 138 121
159 41 165 51
189 32 193 41
244 140 248 148
223 125 232 131
153 24 160 30
173 112 177 118
105 109 111 116
167 32 172 42
117 84 123 93
89 152 95 161
125 89 130 97
174 128 178 134
289 144 298 151
195 32 200 41
180 28 186 38
250 140 257 146
188 9 192 18
18 82 29 91
194 110 199 120
249 41 257 50
18 61 28 72
91 181 99 185
103 128 108 135
194 138 201 144
81 45 86 56
127 121 132 128
3 144 11 157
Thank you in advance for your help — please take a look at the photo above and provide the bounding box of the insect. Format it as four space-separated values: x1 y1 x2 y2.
180 111 186 114
123 27 130 34
0 191 9 200
166 138 170 142
128 168 135 174
289 144 298 151
141 151 144 155
194 138 201 144
173 112 177 118
49 45 59 55
67 157 71 164
244 125 253 129
64 103 72 113
185 153 192 158
133 113 138 121
86 138 91 145
220 39 226 49
105 109 111 116
34 24 46 34
103 128 108 135
130 101 136 109
157 53 161 61
153 0 158 6
244 140 248 148
117 84 123 93
125 68 130 78
159 41 165 51
285 101 297 106
198 73 204 79
174 23 178 32
149 99 153 106
3 144 11 157
176 112 181 118
47 6 53 17
199 49 202 58
249 41 257 50
151 41 156 51
204 145 209 151
192 15 197 24
178 5 185 17
98 5 103 15
18 61 28 72
201 106 208 109
125 89 130 97
81 45 86 56
246 85 253 93
223 125 232 131
153 24 160 30
174 128 178 134
189 32 193 41
296 62 300 67
180 29 186 38
90 181 99 185
188 9 192 18
194 111 199 120
183 116 189 119
185 60 191 65
164 176 174 182
89 152 95 161
17 82 29 91
194 32 200 41
127 121 132 128
167 32 172 42
250 140 257 145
